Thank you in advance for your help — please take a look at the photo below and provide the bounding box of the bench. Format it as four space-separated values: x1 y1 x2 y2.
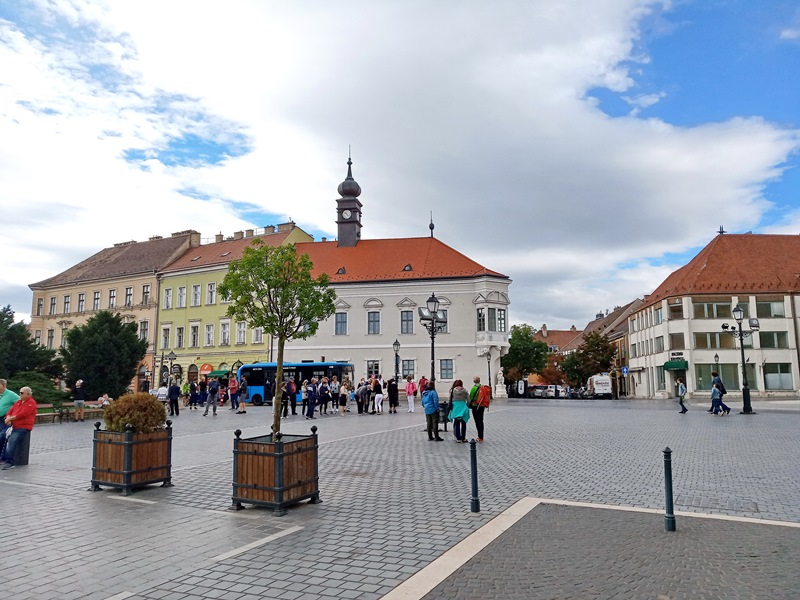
35 404 66 424
34 402 105 424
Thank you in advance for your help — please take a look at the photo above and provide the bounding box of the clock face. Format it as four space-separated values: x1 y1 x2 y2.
342 209 352 219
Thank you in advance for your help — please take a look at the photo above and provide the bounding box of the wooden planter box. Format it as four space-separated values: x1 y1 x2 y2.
89 422 173 496
231 426 319 516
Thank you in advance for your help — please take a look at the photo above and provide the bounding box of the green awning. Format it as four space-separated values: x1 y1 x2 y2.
663 360 688 371
207 369 230 377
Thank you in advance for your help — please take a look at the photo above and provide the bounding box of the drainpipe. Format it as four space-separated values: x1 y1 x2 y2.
791 293 800 390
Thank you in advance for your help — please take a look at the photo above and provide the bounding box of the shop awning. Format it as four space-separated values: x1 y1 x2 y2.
207 369 230 377
663 360 688 371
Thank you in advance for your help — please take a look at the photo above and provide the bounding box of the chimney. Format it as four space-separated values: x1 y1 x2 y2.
245 229 254 238
277 221 295 233
148 235 162 241
233 231 244 240
215 233 223 243
190 231 201 247
264 225 275 234
570 325 577 331
541 324 548 337
596 312 604 320
321 237 327 242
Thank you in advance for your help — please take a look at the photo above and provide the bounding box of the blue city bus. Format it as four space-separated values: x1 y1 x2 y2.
237 361 355 405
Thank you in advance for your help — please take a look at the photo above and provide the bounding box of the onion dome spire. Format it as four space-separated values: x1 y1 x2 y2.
337 151 362 198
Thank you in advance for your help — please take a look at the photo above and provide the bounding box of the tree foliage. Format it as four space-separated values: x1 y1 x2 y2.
219 242 336 434
538 354 564 385
61 311 149 399
501 324 548 381
0 305 62 378
6 371 70 406
562 331 616 386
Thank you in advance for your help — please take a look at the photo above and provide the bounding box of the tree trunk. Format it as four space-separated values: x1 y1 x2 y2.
272 337 286 435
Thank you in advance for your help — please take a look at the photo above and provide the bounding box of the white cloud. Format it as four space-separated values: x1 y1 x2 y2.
1 0 798 330
779 28 800 40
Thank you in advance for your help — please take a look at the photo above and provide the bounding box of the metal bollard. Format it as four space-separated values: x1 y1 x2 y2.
470 439 480 512
663 446 676 531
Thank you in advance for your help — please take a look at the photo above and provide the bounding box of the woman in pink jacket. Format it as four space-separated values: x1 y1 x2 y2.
405 376 417 413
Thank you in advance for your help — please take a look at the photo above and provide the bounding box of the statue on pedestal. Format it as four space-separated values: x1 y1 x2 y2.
494 367 508 398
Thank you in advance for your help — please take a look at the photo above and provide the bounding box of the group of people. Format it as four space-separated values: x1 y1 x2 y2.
676 371 731 415
420 376 489 443
154 375 249 417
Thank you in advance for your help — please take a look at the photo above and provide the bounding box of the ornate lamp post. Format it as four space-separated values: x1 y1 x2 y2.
166 350 177 384
721 304 759 414
418 293 448 382
486 348 492 388
393 339 401 383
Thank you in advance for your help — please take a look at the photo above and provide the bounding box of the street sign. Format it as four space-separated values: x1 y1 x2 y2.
622 366 629 375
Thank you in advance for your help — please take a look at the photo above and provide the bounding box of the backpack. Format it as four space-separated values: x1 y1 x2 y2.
209 380 219 394
477 385 492 408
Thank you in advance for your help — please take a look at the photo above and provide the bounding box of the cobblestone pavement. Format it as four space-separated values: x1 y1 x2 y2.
0 398 798 599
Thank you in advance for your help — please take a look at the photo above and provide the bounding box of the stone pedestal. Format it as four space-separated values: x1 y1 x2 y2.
494 384 508 398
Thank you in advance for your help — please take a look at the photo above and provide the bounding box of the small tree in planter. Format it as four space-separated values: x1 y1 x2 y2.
89 392 173 496
220 242 335 513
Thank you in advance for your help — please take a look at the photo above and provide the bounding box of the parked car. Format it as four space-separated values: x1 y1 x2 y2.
527 384 548 399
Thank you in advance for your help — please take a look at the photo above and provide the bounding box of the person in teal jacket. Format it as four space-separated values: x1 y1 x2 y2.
421 381 444 441
448 380 471 442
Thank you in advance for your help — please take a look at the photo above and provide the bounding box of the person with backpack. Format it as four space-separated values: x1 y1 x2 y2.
468 375 491 442
448 380 470 443
305 377 318 419
203 377 219 416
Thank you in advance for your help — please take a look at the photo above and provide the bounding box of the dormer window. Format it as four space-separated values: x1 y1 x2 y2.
336 267 346 274
403 264 413 271
190 256 201 262
221 251 231 257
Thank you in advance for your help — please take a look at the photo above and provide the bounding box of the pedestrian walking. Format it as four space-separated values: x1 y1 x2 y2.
339 379 350 416
710 371 730 415
387 378 399 413
318 378 331 414
301 379 310 415
189 379 199 409
0 386 37 469
198 377 208 409
405 376 417 412
677 377 688 414
203 377 219 416
448 380 470 442
422 381 444 441
281 382 290 418
468 376 487 442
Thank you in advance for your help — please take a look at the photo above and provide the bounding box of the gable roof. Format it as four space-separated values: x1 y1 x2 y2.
534 328 583 350
561 300 640 352
641 233 800 310
30 233 197 288
296 237 507 283
162 231 295 273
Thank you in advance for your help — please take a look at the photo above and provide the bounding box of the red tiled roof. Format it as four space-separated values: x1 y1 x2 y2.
30 234 195 288
641 234 800 309
534 329 582 349
162 232 293 272
296 237 507 283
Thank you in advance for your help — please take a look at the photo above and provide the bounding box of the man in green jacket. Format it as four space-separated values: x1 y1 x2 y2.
0 378 21 456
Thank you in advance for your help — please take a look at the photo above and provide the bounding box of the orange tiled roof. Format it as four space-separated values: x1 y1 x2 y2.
534 329 582 350
296 237 507 283
641 233 800 309
162 232 293 272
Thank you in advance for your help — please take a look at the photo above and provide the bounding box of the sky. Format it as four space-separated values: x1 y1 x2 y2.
1 0 799 331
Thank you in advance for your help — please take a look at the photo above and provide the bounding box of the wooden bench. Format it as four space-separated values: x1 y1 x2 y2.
35 404 66 424
61 401 105 422
34 402 105 424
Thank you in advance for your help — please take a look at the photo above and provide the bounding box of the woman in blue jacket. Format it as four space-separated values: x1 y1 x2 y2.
422 382 444 441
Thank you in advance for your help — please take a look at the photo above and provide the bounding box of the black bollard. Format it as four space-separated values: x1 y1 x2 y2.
663 446 676 532
470 439 480 513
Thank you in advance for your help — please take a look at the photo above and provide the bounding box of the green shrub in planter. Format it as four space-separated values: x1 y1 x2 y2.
103 392 166 433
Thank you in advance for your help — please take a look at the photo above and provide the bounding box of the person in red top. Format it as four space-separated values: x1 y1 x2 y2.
1 386 36 469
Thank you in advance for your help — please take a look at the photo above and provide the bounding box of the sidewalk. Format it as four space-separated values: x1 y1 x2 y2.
0 400 797 599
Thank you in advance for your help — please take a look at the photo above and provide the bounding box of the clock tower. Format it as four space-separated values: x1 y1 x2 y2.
336 156 363 247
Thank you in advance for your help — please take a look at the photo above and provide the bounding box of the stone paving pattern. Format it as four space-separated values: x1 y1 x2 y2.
0 397 798 599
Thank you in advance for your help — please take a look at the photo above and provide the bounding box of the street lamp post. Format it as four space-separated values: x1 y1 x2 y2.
418 293 448 382
167 350 177 384
486 349 492 389
721 304 759 415
393 339 400 383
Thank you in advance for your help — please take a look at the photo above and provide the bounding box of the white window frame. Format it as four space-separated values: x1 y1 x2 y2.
205 324 214 346
164 288 173 310
206 282 217 305
191 285 201 307
177 286 186 308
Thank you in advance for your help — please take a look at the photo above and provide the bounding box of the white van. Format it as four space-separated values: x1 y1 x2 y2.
545 385 566 398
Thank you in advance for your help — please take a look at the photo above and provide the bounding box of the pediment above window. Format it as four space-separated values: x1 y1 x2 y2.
334 299 352 309
363 298 384 308
396 297 417 308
